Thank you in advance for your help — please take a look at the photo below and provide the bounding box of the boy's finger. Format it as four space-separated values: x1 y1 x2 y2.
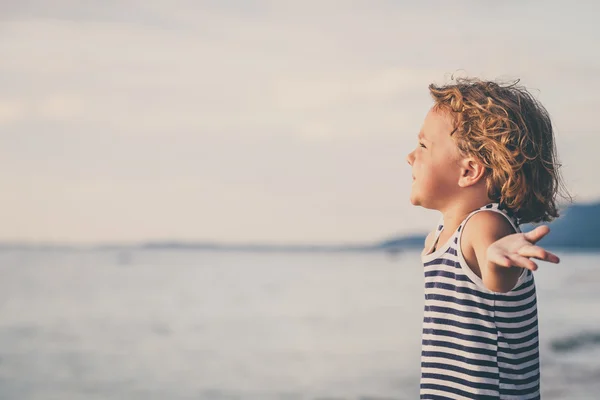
507 254 538 271
517 245 560 263
489 253 512 268
523 225 550 244
542 251 560 263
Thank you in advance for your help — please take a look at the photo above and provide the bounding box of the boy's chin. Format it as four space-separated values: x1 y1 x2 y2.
409 193 435 209
409 193 421 206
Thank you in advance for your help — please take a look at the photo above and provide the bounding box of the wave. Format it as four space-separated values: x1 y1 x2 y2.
550 331 600 353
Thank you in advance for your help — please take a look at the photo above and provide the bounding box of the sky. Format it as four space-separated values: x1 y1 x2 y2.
1 0 599 245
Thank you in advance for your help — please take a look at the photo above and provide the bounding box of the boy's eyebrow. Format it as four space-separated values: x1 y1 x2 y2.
418 132 430 142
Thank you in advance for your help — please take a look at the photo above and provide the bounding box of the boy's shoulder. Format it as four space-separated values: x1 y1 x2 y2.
422 230 436 255
424 230 436 247
463 209 517 243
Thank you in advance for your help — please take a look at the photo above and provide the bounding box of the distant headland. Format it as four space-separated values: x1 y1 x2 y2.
377 201 600 253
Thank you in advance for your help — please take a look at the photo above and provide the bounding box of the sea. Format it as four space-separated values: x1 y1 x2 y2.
0 248 599 400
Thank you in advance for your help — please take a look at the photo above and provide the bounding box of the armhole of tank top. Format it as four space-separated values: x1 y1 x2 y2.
455 207 529 293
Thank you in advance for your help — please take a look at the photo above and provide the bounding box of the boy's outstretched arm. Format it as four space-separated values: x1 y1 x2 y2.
462 212 560 293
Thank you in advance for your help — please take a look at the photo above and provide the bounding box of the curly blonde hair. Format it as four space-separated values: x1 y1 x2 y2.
429 78 570 224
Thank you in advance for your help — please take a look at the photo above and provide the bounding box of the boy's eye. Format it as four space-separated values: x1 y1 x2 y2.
419 142 427 149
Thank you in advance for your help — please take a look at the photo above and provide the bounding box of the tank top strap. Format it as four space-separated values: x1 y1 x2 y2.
457 203 521 236
424 216 446 255
433 216 445 237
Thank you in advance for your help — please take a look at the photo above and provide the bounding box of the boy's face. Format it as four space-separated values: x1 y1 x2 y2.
406 108 463 209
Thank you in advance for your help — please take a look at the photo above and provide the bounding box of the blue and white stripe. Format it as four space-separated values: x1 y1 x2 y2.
420 203 540 399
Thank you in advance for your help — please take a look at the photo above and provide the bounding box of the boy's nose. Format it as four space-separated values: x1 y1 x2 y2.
406 151 414 166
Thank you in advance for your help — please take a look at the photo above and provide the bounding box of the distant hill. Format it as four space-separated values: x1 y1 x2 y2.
378 201 600 252
372 234 426 252
524 202 600 250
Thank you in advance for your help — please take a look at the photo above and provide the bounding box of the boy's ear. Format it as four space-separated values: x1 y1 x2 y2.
458 158 486 188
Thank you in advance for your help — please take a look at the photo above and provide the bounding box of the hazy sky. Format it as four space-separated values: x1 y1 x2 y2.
1 0 599 244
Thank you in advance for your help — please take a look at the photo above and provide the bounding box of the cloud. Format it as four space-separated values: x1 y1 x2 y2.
38 93 84 121
0 99 25 124
0 0 599 242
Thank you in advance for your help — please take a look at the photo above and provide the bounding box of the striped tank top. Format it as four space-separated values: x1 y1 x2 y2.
420 203 540 399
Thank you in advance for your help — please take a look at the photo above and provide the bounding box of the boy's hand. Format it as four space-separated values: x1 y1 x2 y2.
486 225 560 271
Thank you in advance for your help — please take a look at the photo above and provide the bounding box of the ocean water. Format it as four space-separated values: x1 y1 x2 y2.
0 248 599 399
